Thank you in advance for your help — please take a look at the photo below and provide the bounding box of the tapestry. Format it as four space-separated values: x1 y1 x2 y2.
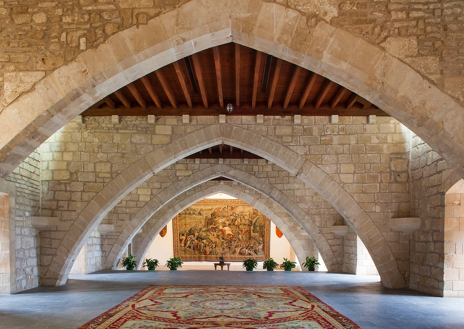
78 285 362 329
173 199 270 261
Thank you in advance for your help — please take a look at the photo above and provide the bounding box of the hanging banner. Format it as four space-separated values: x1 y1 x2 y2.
276 227 283 238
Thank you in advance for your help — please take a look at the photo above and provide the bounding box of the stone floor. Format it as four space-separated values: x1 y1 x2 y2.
1 270 464 329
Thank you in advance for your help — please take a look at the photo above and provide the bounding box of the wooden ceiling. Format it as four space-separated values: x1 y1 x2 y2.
83 43 387 117
185 144 261 159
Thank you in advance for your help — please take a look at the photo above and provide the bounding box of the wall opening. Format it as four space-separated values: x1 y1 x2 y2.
444 179 464 297
356 237 379 276
70 229 103 275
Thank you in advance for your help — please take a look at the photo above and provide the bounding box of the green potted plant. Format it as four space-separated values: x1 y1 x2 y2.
302 256 320 271
166 257 183 271
122 254 137 270
143 258 159 271
281 258 296 272
263 258 279 271
243 258 258 271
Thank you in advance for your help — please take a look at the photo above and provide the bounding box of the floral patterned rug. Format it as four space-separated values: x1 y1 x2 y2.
78 286 361 329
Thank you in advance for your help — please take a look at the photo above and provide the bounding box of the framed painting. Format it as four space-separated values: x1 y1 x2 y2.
173 199 270 262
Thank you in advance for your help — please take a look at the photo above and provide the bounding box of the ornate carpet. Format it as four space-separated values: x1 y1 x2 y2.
78 286 361 329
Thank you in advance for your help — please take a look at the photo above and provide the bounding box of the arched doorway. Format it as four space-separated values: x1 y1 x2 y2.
445 179 464 297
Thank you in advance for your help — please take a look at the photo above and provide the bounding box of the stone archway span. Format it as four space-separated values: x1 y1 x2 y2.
103 164 338 272
133 183 319 271
43 124 404 289
1 0 464 181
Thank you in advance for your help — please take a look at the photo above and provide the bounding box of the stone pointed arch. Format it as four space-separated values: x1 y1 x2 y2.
1 0 464 181
102 165 338 272
132 183 319 271
43 125 404 288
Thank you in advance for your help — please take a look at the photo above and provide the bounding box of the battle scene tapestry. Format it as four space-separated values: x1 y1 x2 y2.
173 199 270 261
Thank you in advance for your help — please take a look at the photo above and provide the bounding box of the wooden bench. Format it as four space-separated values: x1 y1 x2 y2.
214 263 231 271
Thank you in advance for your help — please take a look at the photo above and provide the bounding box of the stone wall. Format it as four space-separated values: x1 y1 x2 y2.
1 0 463 111
444 179 464 297
342 225 357 274
0 194 10 293
5 150 41 292
356 236 379 275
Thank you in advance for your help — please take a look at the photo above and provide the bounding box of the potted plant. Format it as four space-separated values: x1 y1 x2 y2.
143 258 159 271
281 258 296 272
302 256 320 271
122 254 137 270
166 257 183 271
243 258 258 271
263 258 279 271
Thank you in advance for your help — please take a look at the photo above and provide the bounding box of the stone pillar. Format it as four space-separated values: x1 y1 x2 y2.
0 194 10 293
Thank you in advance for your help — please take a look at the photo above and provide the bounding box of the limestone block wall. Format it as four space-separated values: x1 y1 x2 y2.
0 194 10 293
4 150 41 292
410 134 456 296
342 225 357 274
1 0 463 111
35 115 412 282
70 230 103 274
356 236 379 275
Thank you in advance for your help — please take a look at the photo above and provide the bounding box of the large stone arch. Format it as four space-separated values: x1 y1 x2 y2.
102 164 339 272
132 183 319 271
1 0 464 180
42 124 404 288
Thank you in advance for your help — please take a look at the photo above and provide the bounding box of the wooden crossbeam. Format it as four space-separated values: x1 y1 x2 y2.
156 70 177 109
141 76 162 109
173 61 193 108
192 54 208 108
357 98 372 109
213 47 224 108
235 44 241 107
346 93 359 109
230 146 233 154
268 58 282 109
104 97 115 109
252 52 263 109
330 87 347 109
284 66 301 109
127 83 146 109
114 90 130 109
315 81 334 109
299 73 317 109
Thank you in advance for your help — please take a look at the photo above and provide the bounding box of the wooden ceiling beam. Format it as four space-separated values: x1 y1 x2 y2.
230 146 233 154
284 66 301 109
219 144 223 154
156 70 177 109
268 58 282 109
104 97 115 109
299 73 317 109
127 83 146 109
173 61 193 108
213 47 224 108
208 147 213 154
114 90 130 109
235 44 241 107
346 93 359 109
192 54 208 109
330 87 347 109
357 98 372 109
252 52 263 109
315 81 334 109
141 76 162 109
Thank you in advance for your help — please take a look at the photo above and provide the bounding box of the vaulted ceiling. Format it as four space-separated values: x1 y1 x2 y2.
83 43 387 117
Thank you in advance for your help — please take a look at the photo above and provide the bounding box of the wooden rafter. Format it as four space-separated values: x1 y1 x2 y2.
235 44 241 107
104 97 115 109
114 90 130 109
357 98 372 109
219 144 223 154
230 146 233 154
284 66 301 109
346 93 359 109
127 83 146 109
252 52 263 109
141 76 162 109
315 81 334 109
330 87 347 109
173 61 193 108
299 73 317 109
208 147 213 154
156 70 177 109
213 47 224 108
192 54 208 108
268 58 282 109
